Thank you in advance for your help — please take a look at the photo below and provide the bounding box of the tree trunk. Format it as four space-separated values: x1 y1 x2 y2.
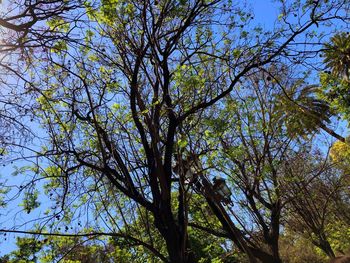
164 231 186 263
154 202 194 263
270 244 283 263
249 247 280 263
268 226 282 263
317 239 336 259
159 223 195 263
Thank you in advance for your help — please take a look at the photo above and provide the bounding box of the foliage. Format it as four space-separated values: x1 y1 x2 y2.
0 237 43 263
330 139 350 165
0 1 350 263
325 218 350 255
279 231 328 263
323 33 350 81
320 33 350 121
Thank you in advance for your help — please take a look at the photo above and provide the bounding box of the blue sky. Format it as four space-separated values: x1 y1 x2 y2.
251 0 280 25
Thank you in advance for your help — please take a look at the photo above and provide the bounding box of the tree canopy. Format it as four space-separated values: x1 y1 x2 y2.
0 0 350 262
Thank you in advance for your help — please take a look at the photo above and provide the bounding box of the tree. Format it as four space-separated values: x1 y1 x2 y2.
0 1 82 50
323 33 350 81
279 230 328 263
0 237 43 263
0 1 349 263
319 32 350 122
184 65 336 263
280 138 350 259
1 195 239 263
